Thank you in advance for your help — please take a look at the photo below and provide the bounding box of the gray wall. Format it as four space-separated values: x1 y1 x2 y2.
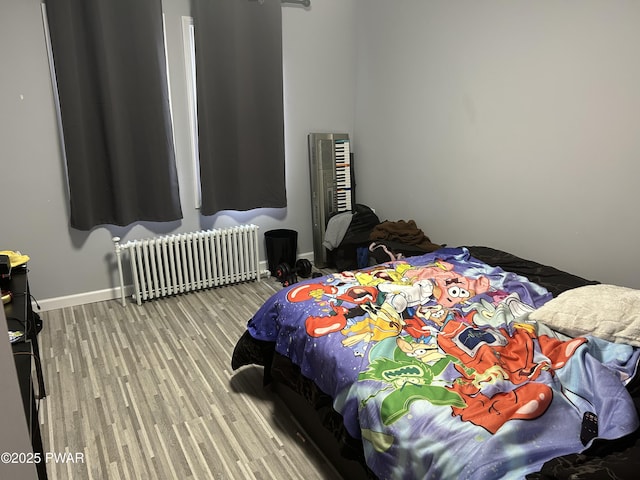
0 0 357 306
354 0 640 289
1 0 638 307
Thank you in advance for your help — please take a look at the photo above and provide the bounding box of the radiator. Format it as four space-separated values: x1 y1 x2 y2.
113 225 261 306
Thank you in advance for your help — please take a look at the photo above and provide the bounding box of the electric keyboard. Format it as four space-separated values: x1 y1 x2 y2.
308 132 355 267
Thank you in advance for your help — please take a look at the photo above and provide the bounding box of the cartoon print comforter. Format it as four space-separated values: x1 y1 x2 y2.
247 248 640 479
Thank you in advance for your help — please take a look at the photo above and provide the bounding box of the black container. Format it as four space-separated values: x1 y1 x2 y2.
264 229 298 276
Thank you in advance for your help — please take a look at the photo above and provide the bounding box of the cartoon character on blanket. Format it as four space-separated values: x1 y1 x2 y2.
286 259 586 434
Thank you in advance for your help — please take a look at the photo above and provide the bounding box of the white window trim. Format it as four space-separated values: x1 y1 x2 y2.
181 16 201 209
162 13 179 178
41 3 71 199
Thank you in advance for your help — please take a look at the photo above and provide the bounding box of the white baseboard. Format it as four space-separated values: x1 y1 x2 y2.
36 253 315 312
35 286 126 312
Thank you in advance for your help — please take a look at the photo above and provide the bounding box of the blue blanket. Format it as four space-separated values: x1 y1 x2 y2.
248 248 640 479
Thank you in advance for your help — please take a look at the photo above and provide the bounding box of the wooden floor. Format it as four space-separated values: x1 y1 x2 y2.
37 277 341 480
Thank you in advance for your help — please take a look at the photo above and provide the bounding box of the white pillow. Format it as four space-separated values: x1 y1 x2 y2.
529 284 640 347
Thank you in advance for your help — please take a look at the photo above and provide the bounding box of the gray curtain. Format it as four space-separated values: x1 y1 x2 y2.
192 0 287 216
45 0 183 230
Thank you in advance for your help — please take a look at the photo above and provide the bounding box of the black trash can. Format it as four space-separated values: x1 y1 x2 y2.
264 229 298 276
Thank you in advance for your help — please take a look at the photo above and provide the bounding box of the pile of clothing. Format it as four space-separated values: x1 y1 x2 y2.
324 205 441 269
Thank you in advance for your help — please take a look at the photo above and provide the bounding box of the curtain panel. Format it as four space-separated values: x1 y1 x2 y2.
45 0 182 230
192 0 287 216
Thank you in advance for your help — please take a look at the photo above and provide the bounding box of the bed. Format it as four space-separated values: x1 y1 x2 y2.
231 246 640 479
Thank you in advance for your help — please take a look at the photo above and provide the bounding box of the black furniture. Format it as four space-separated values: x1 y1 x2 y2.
4 266 47 480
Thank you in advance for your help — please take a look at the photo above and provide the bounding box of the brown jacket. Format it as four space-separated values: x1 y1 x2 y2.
369 220 441 252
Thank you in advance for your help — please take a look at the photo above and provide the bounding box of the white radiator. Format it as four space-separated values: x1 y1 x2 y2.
113 225 261 306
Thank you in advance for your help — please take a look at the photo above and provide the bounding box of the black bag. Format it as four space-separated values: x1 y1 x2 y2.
340 204 380 246
329 204 380 270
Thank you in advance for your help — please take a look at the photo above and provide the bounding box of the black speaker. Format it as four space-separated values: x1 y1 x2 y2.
0 254 11 276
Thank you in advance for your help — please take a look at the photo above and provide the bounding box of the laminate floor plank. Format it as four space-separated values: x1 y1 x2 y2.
38 277 341 479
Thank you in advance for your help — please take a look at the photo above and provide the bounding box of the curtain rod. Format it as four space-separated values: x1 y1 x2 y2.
282 0 310 6
256 0 311 7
